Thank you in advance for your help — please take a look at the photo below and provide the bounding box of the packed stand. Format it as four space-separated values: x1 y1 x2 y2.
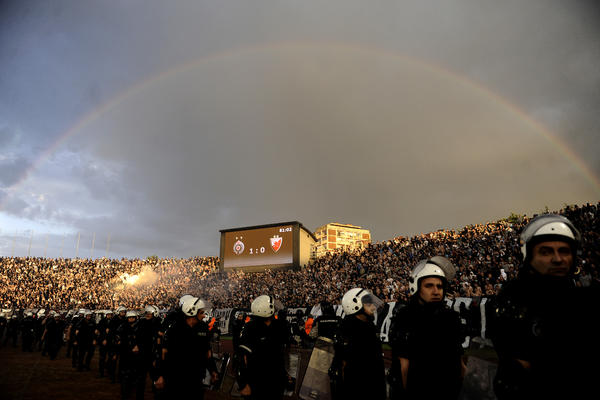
0 203 597 311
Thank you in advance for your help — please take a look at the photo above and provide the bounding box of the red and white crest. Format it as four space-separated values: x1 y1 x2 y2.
270 235 282 253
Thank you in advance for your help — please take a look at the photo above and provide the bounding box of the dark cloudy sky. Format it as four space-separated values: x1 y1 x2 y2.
1 0 599 259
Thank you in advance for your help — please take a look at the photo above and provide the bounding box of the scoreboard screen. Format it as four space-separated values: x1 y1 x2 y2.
221 224 294 269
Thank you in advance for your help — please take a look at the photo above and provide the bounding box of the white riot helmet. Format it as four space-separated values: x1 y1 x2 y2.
179 294 195 308
126 310 138 318
182 297 207 317
116 306 127 314
409 256 456 296
341 288 384 316
144 305 157 316
250 295 276 318
520 214 580 262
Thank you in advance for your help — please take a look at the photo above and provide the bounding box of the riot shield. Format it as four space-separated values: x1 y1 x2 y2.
299 337 335 400
210 352 230 391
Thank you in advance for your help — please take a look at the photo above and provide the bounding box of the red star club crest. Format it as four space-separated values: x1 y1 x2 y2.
270 235 282 253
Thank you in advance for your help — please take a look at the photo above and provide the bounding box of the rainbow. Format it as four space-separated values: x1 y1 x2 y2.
3 41 600 209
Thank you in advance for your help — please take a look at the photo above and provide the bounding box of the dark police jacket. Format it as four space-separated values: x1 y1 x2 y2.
135 317 161 360
162 319 211 385
490 270 600 399
75 317 96 347
335 315 386 400
116 321 139 370
237 317 290 393
389 298 463 400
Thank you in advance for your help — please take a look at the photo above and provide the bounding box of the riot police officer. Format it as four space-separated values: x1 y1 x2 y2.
330 288 386 400
156 297 218 399
35 310 45 352
20 311 35 352
75 310 97 371
112 306 128 383
135 305 161 399
66 311 80 362
237 295 292 400
116 310 141 399
42 311 63 360
490 214 600 399
388 256 465 400
5 315 19 347
96 310 113 378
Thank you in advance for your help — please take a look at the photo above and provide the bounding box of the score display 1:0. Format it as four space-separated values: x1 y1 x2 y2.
249 247 266 255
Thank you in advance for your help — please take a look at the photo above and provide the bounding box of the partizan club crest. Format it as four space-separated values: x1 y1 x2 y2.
233 238 245 255
270 235 282 253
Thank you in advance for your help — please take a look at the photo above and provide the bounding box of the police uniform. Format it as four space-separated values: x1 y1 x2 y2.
75 315 96 371
161 318 214 399
333 314 386 400
43 316 62 360
5 316 19 347
135 316 162 399
490 214 600 400
20 315 35 352
490 271 600 399
66 315 80 362
116 318 141 399
237 317 290 400
96 314 112 377
389 297 464 399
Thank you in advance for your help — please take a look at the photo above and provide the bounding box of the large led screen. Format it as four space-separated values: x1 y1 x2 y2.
222 224 294 268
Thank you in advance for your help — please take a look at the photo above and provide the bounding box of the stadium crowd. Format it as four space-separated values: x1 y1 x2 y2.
0 203 598 311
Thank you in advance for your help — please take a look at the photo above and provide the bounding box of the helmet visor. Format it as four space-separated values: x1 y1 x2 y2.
360 293 385 314
199 299 212 311
410 260 429 281
273 298 284 313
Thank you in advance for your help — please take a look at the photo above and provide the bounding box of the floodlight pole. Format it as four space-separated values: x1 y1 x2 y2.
76 232 81 259
60 234 65 258
11 231 17 257
91 232 96 259
27 230 34 257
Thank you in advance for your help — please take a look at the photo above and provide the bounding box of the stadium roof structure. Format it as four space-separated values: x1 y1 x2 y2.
219 221 317 242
